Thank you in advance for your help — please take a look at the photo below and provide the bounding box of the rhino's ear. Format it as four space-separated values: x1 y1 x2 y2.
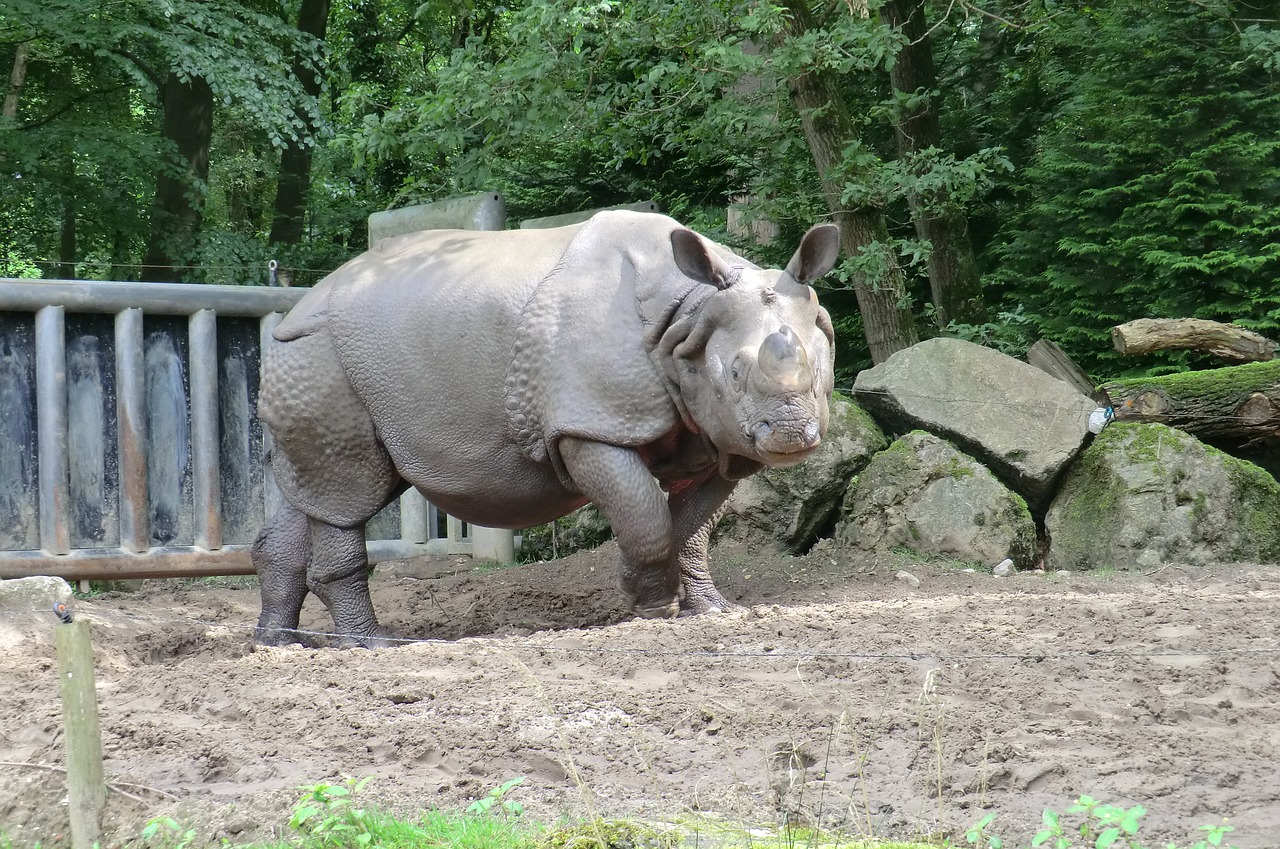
671 229 735 290
785 223 841 284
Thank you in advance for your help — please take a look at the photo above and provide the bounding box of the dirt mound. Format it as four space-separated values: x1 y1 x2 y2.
2 542 1278 848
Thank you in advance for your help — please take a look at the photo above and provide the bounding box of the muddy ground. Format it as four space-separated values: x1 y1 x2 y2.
1 541 1278 848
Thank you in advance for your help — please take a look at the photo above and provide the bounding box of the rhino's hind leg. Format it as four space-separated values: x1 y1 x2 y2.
253 501 311 645
305 519 397 649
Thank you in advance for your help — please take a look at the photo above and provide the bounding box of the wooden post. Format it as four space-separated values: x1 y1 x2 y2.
55 618 106 849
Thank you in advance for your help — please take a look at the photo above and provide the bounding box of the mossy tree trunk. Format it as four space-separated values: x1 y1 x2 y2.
782 0 920 364
1100 360 1280 443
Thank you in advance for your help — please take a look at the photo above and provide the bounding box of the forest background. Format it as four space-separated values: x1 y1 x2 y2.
2 0 1279 382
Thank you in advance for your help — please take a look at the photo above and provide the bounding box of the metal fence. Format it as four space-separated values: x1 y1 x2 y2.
0 278 469 582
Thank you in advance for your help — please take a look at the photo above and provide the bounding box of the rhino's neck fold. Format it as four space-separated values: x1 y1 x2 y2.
644 282 719 434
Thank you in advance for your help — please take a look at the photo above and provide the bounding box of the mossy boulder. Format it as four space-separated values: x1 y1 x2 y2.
520 503 612 562
719 394 887 552
834 431 1038 568
1045 422 1280 570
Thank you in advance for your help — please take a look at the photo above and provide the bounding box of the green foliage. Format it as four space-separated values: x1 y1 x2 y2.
0 0 325 280
287 775 535 849
538 818 679 849
964 795 1238 849
466 776 526 818
986 1 1280 376
138 816 198 849
290 775 379 847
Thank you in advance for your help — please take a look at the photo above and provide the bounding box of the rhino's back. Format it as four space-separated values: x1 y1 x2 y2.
319 227 579 502
328 212 691 486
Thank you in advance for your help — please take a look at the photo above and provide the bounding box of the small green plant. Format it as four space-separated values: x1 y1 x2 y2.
467 777 526 819
289 775 377 847
964 811 1004 848
138 816 198 849
964 796 1238 849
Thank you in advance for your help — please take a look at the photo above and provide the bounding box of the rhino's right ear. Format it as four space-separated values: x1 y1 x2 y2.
671 229 735 290
785 223 841 284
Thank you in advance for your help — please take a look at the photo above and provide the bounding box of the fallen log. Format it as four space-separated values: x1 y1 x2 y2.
1098 359 1280 443
1111 318 1276 363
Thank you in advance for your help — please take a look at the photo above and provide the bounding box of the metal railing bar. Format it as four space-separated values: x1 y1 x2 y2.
115 308 149 553
189 309 222 550
0 538 459 581
35 305 70 555
0 279 305 318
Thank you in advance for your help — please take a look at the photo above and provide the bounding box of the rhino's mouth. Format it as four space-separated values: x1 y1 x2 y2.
748 417 822 467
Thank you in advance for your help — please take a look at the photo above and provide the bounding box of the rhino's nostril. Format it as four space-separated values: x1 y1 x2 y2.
801 421 819 447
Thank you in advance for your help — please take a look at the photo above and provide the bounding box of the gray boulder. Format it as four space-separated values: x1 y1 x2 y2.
719 394 887 551
853 338 1097 509
835 431 1038 568
1046 422 1280 570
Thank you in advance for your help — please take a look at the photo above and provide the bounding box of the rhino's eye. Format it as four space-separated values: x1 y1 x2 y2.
730 355 747 385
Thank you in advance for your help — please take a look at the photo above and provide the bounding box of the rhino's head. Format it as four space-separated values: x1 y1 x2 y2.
661 224 841 478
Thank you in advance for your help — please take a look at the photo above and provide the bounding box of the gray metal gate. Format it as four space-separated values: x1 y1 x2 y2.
0 278 465 581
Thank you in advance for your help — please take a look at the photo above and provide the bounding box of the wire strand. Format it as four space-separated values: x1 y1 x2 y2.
18 604 1280 664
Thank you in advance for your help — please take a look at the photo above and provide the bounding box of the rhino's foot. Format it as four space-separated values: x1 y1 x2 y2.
678 587 736 617
253 619 305 647
631 599 681 620
333 626 402 650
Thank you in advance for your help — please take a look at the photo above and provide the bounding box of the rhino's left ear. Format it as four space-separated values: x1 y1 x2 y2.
785 223 841 284
671 228 735 290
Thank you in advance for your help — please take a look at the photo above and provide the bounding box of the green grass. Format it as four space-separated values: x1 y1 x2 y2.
0 781 1242 849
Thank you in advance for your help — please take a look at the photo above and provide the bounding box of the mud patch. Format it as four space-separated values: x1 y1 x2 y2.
1 543 1278 848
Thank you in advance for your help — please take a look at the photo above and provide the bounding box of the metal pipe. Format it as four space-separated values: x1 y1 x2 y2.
0 539 449 581
36 305 70 555
189 309 221 550
0 279 305 317
114 308 148 553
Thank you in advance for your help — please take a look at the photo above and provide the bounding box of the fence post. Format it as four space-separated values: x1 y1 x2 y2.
55 613 106 849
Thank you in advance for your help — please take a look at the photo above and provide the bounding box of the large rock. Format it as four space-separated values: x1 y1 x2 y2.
835 431 1038 568
719 394 887 551
1046 422 1280 569
853 338 1097 510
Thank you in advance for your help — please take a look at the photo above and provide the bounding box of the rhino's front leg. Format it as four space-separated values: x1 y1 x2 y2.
305 519 396 648
559 437 680 619
668 467 738 615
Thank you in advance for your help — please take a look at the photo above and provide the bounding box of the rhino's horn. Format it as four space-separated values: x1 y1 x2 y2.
756 326 813 393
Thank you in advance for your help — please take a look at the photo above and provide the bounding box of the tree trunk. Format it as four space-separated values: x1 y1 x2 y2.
1112 318 1277 363
880 0 987 329
3 42 28 119
141 74 214 282
268 0 331 246
782 0 919 363
58 198 76 280
1099 360 1280 443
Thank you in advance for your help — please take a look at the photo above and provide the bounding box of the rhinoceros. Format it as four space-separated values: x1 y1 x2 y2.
252 210 839 646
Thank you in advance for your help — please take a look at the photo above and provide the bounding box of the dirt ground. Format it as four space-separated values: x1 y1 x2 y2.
1 541 1278 848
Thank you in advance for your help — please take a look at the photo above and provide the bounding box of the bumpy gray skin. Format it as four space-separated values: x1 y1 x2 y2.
252 211 839 647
